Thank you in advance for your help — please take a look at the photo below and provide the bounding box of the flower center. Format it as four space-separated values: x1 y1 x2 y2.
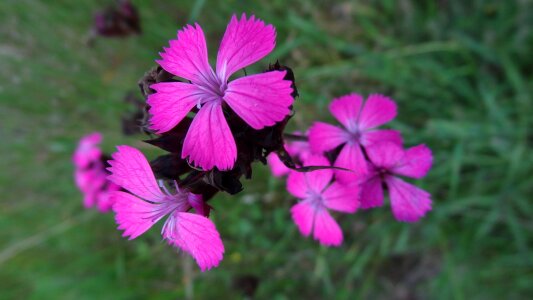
376 167 391 180
345 129 361 145
147 181 191 221
196 77 227 109
306 192 324 209
217 81 228 97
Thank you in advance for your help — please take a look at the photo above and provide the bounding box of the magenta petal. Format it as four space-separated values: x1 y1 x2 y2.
80 132 102 145
386 177 432 222
107 146 165 202
96 194 113 212
358 94 397 130
303 155 333 194
322 182 360 213
366 142 404 170
157 23 216 85
75 168 98 192
216 13 276 80
287 171 307 198
360 175 384 209
313 209 343 247
334 143 367 183
163 212 225 272
73 132 103 168
361 129 403 147
286 139 311 161
224 71 293 129
290 202 314 237
147 82 206 134
393 144 433 179
182 102 236 171
267 152 290 177
329 93 364 132
112 191 159 239
83 193 97 209
308 122 348 154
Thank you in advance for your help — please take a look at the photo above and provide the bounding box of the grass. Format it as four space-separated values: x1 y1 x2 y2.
1 0 532 299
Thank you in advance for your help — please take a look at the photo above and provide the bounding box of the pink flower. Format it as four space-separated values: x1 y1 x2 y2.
73 132 103 169
107 145 224 271
308 94 402 183
73 132 120 213
360 142 433 222
148 14 294 171
267 135 311 177
287 155 360 246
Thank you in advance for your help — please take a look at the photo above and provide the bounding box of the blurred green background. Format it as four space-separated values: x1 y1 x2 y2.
1 0 532 299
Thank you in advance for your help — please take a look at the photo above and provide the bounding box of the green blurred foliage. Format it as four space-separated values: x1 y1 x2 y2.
0 0 532 299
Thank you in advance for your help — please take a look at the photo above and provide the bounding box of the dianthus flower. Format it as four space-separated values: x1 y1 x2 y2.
148 14 294 171
309 94 401 182
73 132 120 212
287 155 360 246
360 142 433 222
107 145 224 271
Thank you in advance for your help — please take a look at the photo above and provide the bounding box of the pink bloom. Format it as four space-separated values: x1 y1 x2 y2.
287 155 360 246
308 94 402 183
148 14 294 171
73 132 119 213
107 145 224 271
360 142 433 222
267 135 311 177
73 132 103 169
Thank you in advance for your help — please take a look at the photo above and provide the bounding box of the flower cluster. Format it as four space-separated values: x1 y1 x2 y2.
267 94 433 246
73 13 434 271
106 14 298 271
73 132 120 212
